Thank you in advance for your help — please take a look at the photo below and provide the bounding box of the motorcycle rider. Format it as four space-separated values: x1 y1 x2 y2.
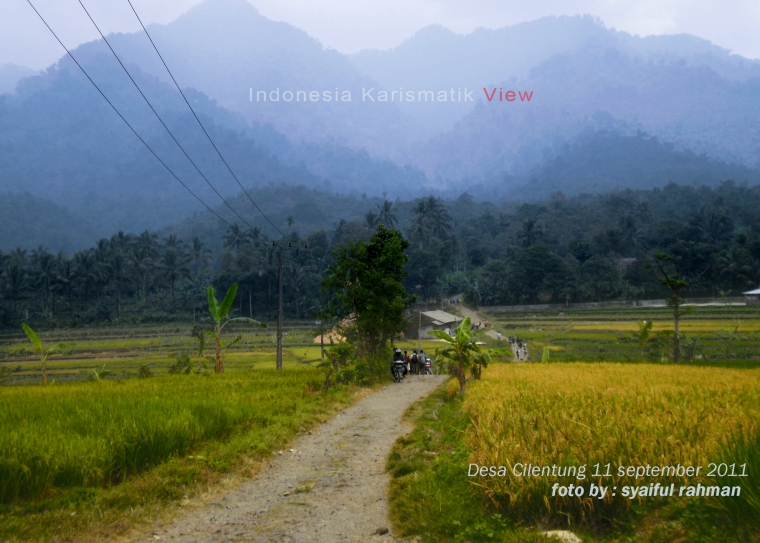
419 349 430 374
392 348 405 378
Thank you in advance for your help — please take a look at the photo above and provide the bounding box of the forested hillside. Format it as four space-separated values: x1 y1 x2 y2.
2 181 758 329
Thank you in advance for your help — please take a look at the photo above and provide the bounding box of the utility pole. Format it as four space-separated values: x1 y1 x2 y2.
274 241 306 370
276 245 283 370
320 320 324 361
418 306 422 352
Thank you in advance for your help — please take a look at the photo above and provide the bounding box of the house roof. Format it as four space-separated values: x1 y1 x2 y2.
744 288 760 295
421 310 459 324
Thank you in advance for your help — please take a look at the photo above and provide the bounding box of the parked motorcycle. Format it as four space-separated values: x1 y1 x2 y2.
422 356 433 375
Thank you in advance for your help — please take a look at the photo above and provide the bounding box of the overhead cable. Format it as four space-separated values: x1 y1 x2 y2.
124 0 285 237
76 0 257 231
24 0 234 229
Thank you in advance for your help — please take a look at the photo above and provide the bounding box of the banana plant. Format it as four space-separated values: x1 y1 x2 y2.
430 317 490 393
22 322 65 385
207 284 267 373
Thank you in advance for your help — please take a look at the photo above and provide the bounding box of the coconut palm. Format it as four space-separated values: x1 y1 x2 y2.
191 236 213 279
517 218 543 247
376 200 397 228
159 243 191 308
223 224 245 255
364 211 379 229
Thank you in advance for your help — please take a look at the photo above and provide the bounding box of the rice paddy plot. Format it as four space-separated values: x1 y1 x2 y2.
483 305 760 365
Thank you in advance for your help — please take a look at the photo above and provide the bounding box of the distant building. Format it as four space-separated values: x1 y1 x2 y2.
744 287 760 306
405 310 460 340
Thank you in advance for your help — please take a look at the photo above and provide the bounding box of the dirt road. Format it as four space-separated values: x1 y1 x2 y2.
458 306 528 360
134 375 446 543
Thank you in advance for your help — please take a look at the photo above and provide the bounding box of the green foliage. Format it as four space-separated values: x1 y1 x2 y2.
206 283 266 373
636 319 654 362
82 364 111 381
430 317 491 392
21 322 64 385
541 346 550 361
168 352 192 375
137 363 153 379
319 341 390 389
322 225 412 357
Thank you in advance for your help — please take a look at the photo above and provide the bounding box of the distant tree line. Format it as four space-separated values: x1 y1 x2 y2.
1 181 759 328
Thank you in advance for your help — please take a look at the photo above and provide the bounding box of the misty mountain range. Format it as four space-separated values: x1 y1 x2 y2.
2 0 760 252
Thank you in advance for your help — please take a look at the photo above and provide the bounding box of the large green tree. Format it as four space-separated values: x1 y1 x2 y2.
322 225 412 357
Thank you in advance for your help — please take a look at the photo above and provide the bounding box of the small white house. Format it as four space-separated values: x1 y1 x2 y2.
405 310 460 340
744 287 760 306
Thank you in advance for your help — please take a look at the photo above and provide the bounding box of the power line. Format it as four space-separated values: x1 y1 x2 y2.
124 0 285 238
76 0 258 232
24 0 234 230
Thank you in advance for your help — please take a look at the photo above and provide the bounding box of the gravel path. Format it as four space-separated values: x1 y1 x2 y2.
459 306 528 360
136 375 446 543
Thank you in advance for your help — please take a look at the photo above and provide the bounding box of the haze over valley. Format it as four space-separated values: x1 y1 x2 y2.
2 0 760 251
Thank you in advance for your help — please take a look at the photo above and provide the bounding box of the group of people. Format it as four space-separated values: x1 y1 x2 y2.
470 320 491 331
391 348 432 376
508 336 529 361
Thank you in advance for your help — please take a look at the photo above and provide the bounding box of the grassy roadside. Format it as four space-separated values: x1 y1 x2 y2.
387 380 547 543
0 370 365 542
388 369 760 543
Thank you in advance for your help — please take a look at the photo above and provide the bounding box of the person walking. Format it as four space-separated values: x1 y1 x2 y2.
403 350 410 376
411 350 419 375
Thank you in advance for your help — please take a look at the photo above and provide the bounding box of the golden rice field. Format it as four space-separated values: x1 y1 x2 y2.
462 364 760 527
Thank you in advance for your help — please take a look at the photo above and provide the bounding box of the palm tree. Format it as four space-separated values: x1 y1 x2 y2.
73 250 100 308
32 247 56 314
408 199 430 248
110 230 134 251
127 246 152 302
54 252 75 313
517 218 543 247
164 234 184 249
5 249 29 319
618 214 642 252
191 236 213 279
104 252 127 318
247 227 262 244
408 197 452 248
364 211 379 229
376 200 397 228
423 197 452 238
137 230 159 257
160 243 191 308
223 224 245 255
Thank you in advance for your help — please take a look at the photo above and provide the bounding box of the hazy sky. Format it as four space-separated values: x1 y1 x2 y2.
4 0 760 70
